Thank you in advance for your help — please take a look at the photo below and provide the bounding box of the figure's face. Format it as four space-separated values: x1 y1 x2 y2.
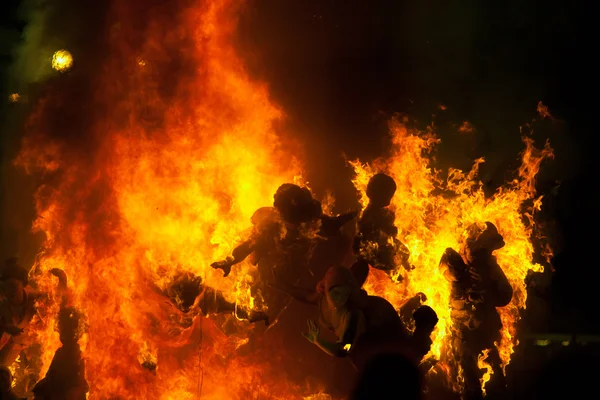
327 285 352 308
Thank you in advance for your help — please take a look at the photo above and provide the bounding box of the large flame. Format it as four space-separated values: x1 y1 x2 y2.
12 1 332 398
350 118 553 388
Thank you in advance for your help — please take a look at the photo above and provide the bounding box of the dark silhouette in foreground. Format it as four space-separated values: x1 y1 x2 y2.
350 352 421 400
0 365 25 400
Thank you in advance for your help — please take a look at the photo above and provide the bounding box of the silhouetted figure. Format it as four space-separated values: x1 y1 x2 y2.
398 293 439 366
276 265 436 372
0 366 25 400
212 183 356 278
32 307 87 400
351 173 410 285
350 352 422 400
441 222 513 400
32 269 87 400
211 183 356 325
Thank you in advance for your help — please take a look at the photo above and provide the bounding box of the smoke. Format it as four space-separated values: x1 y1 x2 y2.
1 0 109 262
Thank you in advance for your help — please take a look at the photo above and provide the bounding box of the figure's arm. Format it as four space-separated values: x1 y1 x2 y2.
320 211 358 236
271 283 320 305
211 240 256 277
312 311 365 357
231 240 256 264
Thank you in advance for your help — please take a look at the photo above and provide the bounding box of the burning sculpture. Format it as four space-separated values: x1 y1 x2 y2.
440 222 512 399
350 120 553 397
351 172 412 285
278 265 438 371
6 0 554 398
211 183 355 326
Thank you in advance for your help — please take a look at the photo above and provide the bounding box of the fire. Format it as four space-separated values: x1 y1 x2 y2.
477 349 493 395
350 118 553 387
12 0 330 398
51 50 73 72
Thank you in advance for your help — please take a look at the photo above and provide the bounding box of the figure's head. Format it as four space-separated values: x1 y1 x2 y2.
167 272 203 313
58 306 83 345
366 173 397 208
318 266 358 309
0 365 12 391
465 221 505 253
273 183 322 225
250 207 278 227
413 305 438 333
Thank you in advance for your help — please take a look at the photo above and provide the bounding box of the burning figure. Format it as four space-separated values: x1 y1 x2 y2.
212 183 355 278
162 271 269 326
32 268 88 400
0 366 25 400
211 183 356 323
275 265 437 372
351 173 411 285
440 222 513 399
0 258 45 366
32 308 87 400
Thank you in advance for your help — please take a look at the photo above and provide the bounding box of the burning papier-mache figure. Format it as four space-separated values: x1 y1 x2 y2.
162 271 269 326
1 366 25 400
275 265 438 372
0 258 48 367
351 173 411 286
211 183 356 322
32 268 88 400
440 222 513 400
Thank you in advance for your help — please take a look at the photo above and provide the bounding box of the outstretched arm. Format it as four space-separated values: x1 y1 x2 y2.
211 240 256 277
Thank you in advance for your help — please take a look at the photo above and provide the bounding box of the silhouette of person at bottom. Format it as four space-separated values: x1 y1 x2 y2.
350 352 422 400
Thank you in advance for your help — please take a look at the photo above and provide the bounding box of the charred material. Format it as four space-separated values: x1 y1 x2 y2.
441 222 513 400
165 271 269 326
351 174 411 283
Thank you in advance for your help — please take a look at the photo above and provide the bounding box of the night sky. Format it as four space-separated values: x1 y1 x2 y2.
1 0 595 338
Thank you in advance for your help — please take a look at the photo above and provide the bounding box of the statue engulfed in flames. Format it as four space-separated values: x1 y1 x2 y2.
2 0 554 397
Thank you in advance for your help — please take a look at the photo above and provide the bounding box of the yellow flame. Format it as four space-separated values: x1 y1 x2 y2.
51 50 73 72
477 349 493 396
350 117 553 391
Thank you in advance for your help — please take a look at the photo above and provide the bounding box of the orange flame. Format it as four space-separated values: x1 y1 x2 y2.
12 1 338 398
350 118 553 387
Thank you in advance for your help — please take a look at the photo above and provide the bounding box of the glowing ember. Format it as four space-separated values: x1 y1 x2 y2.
9 93 20 102
51 50 73 72
350 118 553 390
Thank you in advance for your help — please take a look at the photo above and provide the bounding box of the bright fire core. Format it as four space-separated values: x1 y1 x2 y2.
13 0 553 399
